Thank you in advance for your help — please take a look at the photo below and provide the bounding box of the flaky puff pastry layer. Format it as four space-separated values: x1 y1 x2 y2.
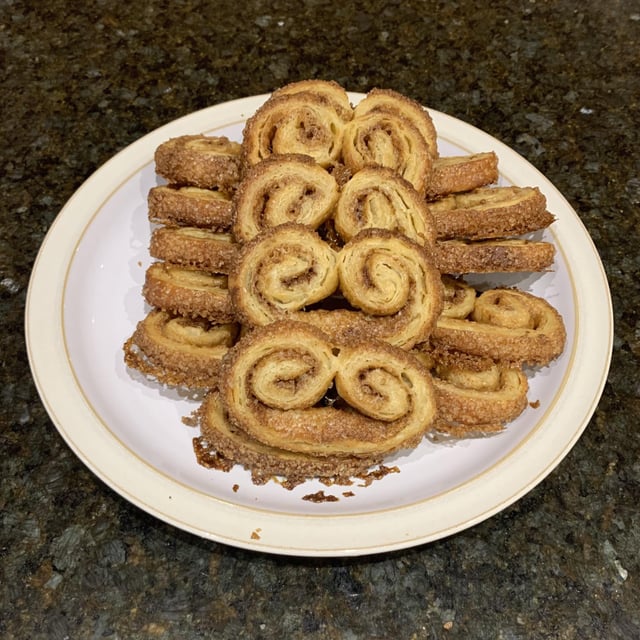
143 262 234 323
435 239 556 274
149 227 237 274
194 391 381 488
429 186 554 241
219 321 437 457
242 81 353 169
333 166 437 248
147 185 234 229
123 309 238 388
154 135 242 190
232 153 339 242
432 287 566 366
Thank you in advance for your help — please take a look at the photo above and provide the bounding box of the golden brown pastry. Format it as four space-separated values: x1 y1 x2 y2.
353 88 438 160
147 185 234 229
432 288 566 366
194 391 380 487
429 186 554 241
434 239 556 274
149 227 237 273
335 228 443 349
228 223 339 326
440 275 477 319
123 310 237 388
143 262 234 323
425 152 499 200
242 85 353 169
428 350 529 436
219 321 437 457
342 109 433 196
333 166 437 248
232 154 339 242
154 135 242 189
271 79 353 114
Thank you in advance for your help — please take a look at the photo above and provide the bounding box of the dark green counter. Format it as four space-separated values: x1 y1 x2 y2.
2 1 639 637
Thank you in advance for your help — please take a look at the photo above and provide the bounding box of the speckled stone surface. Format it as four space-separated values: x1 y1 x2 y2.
2 1 639 638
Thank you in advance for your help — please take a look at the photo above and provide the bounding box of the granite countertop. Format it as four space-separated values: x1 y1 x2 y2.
2 1 639 637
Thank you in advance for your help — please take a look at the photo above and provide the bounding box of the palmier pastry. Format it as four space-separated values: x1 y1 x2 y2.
429 186 554 241
228 223 339 326
154 135 242 189
123 310 237 388
354 88 438 160
334 228 443 349
425 152 499 200
195 392 379 487
333 166 437 248
342 109 433 196
149 227 237 273
143 262 234 323
428 350 529 436
432 288 566 366
219 321 437 457
242 87 352 169
147 185 234 229
435 239 556 274
232 154 339 242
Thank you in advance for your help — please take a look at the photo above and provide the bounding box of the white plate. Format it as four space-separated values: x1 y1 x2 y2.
26 93 612 556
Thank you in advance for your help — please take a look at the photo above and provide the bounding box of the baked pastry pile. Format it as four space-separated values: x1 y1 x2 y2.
124 80 566 489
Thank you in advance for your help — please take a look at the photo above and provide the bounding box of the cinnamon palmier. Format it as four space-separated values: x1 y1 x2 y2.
434 239 556 274
123 310 238 388
219 321 437 457
335 229 443 349
242 89 352 169
354 88 438 160
149 227 237 273
429 186 554 241
425 152 499 200
195 392 380 487
232 154 339 242
333 166 437 248
228 223 339 326
342 110 433 196
143 262 234 323
432 288 566 366
428 350 529 435
154 135 242 189
147 185 234 229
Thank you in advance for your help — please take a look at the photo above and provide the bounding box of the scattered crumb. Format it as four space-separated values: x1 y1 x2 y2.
529 399 540 409
356 464 400 487
342 491 355 498
302 490 339 503
232 484 239 493
250 528 262 540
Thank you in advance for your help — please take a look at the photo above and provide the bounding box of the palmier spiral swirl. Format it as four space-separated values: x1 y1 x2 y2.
232 154 339 242
219 321 437 457
123 310 237 388
335 229 443 349
342 109 433 196
242 85 352 169
433 288 566 366
228 223 339 326
333 166 437 247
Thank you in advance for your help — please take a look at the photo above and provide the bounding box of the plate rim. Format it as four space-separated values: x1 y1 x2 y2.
25 92 613 556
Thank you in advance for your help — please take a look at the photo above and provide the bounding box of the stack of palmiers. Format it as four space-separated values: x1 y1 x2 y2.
124 80 566 488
